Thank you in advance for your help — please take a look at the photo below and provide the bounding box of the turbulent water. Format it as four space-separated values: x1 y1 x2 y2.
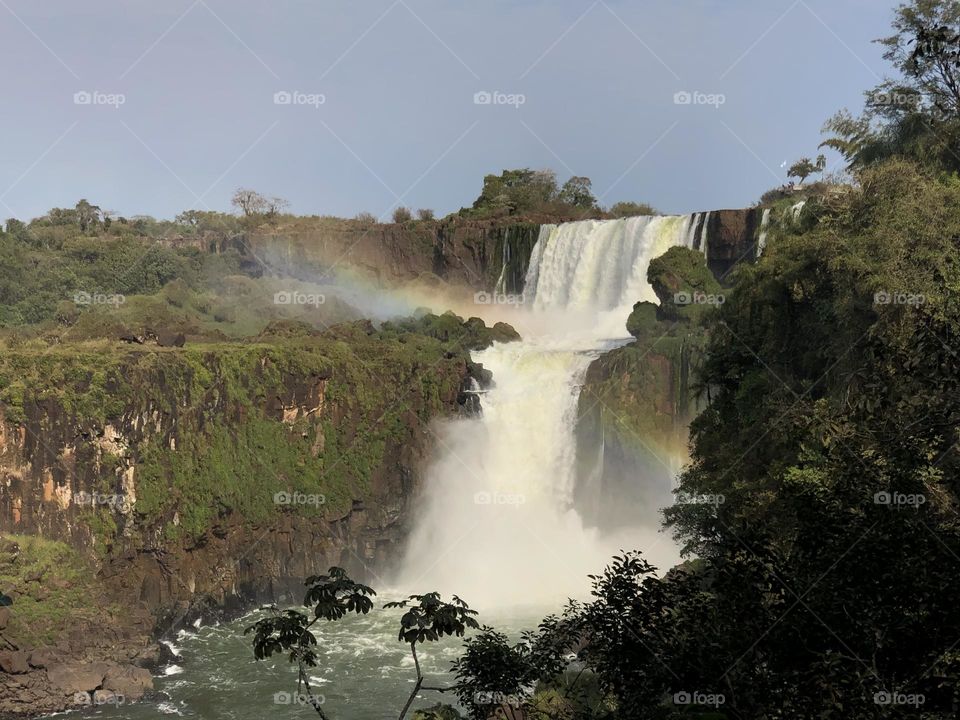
81 605 544 720
76 214 705 719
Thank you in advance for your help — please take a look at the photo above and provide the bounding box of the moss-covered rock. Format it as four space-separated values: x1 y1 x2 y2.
647 246 724 324
382 312 520 351
625 301 659 340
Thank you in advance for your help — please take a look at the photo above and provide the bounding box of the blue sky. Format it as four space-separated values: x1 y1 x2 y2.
0 0 892 221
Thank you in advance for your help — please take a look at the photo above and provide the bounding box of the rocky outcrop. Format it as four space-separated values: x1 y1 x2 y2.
702 209 762 281
573 247 726 529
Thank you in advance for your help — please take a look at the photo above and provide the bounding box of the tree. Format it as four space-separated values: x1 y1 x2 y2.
392 207 413 223
384 593 480 720
248 570 485 720
231 189 289 218
608 201 657 218
787 154 826 185
884 0 960 116
557 176 598 209
74 199 102 233
246 568 376 718
470 168 558 215
416 208 435 221
820 1 960 171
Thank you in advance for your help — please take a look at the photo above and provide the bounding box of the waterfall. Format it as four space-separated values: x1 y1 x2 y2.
493 227 511 295
757 208 772 256
398 215 700 608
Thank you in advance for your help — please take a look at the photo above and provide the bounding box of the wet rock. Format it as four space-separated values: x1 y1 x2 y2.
103 665 153 700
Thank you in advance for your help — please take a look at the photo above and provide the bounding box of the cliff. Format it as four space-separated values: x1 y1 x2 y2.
171 208 762 296
573 246 728 530
0 317 501 716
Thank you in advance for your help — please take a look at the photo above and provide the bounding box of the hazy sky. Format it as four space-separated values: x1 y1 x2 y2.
0 0 892 221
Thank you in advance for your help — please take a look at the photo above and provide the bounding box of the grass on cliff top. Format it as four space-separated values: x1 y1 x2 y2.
0 533 122 647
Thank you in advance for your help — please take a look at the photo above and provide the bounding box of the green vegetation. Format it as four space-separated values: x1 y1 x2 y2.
580 247 717 468
248 570 482 720
786 154 826 185
0 310 514 542
0 534 122 646
608 201 658 218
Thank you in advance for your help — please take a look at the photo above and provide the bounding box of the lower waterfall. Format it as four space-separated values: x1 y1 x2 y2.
398 215 704 608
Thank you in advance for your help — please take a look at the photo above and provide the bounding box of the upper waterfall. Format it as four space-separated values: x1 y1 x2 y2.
521 214 708 339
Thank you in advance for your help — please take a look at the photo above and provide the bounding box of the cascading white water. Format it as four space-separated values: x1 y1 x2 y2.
757 208 772 256
398 215 705 608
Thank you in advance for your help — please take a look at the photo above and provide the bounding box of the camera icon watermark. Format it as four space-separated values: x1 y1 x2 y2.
676 491 725 507
868 91 920 109
273 90 326 108
473 90 526 108
474 691 525 707
274 291 325 307
873 290 925 306
673 90 725 108
473 291 526 306
273 491 326 507
273 691 325 708
673 291 724 306
73 90 125 108
73 691 126 707
673 691 725 707
874 690 925 706
74 291 125 307
873 491 926 509
473 491 526 507
74 491 134 513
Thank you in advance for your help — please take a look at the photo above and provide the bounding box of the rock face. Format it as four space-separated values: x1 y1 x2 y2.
573 240 738 529
198 217 549 294
0 331 481 716
702 209 761 281
178 210 760 298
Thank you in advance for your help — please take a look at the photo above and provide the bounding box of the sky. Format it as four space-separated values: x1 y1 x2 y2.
0 0 894 222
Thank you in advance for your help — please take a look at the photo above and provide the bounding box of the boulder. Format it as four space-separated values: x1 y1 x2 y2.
27 648 57 669
103 664 153 700
46 662 109 695
93 688 122 706
0 651 30 674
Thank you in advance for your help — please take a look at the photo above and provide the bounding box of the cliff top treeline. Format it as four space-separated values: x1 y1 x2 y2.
0 167 662 336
